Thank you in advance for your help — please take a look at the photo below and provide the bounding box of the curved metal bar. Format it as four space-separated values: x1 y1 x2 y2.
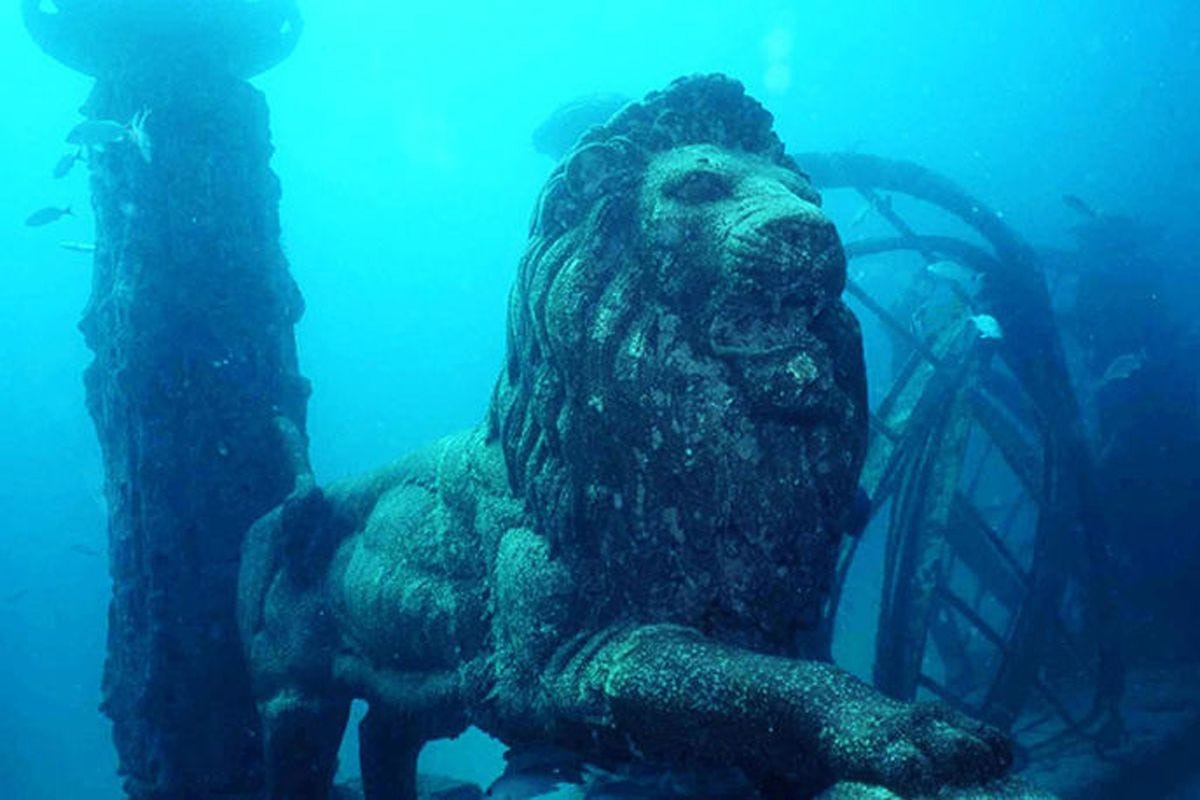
806 151 1124 733
798 152 1026 261
844 235 1004 278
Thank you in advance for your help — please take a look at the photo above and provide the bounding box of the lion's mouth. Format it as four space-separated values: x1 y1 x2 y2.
712 214 834 361
711 214 847 419
709 293 812 357
709 298 834 421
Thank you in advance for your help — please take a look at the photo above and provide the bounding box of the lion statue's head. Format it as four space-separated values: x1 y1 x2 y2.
490 75 867 655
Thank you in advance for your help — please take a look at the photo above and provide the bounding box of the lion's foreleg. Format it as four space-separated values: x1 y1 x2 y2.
547 624 834 788
358 707 421 800
545 624 1010 796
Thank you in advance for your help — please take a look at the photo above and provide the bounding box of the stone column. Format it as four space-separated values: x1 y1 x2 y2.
23 3 307 797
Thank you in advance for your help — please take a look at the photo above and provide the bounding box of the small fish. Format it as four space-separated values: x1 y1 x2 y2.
24 205 72 226
70 543 103 558
66 109 152 163
1098 351 1146 386
970 313 1004 340
66 118 129 147
128 108 153 163
59 240 96 253
52 148 83 179
925 259 983 296
1062 193 1098 220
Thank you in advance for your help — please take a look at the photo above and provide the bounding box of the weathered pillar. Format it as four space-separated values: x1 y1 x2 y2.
22 2 306 797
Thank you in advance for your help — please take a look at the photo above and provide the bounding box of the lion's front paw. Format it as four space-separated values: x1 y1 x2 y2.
826 700 1012 795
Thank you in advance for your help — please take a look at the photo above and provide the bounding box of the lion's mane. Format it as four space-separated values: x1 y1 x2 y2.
489 75 867 654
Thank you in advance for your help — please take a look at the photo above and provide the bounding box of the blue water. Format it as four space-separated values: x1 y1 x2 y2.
1 2 1197 797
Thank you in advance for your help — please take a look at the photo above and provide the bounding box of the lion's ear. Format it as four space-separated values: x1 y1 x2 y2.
535 139 638 238
564 140 635 205
534 172 575 238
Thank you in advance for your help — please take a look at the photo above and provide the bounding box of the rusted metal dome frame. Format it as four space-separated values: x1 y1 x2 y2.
800 153 1124 748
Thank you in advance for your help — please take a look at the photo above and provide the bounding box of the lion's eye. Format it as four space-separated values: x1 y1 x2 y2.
663 170 734 204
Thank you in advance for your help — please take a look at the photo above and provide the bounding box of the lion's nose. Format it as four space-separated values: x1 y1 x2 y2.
739 214 844 298
757 214 823 242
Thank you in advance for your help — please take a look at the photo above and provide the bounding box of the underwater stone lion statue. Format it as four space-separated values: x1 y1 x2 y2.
238 75 1013 800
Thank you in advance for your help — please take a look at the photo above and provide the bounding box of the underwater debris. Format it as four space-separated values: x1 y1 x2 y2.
532 92 630 159
24 205 71 226
52 147 82 178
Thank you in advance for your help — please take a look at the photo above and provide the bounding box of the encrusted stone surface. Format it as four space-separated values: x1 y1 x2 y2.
81 73 308 797
240 75 1014 799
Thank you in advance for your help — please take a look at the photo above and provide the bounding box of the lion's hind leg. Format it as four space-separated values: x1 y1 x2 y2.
358 706 422 800
260 688 351 800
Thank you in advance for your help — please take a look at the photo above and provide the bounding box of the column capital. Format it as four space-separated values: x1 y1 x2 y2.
22 0 302 78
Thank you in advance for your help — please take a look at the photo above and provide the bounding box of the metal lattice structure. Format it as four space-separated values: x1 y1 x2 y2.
804 153 1124 752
